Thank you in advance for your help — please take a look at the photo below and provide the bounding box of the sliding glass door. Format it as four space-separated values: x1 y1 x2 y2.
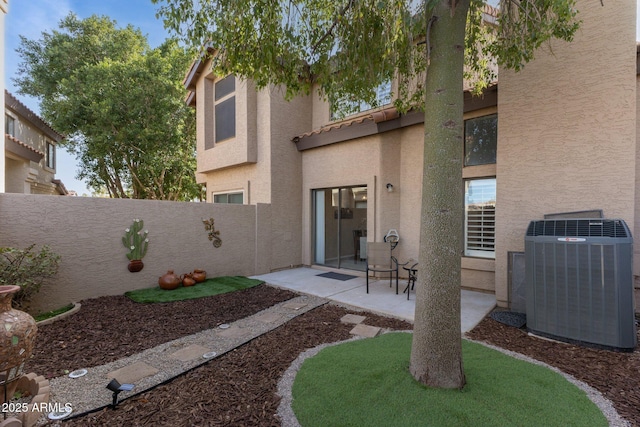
313 186 367 271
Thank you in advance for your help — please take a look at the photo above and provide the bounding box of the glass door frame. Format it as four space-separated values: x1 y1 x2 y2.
312 185 367 271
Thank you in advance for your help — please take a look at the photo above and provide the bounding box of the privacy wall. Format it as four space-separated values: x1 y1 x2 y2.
0 194 272 312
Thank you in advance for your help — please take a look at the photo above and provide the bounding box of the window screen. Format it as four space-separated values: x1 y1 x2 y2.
215 75 235 100
215 97 236 142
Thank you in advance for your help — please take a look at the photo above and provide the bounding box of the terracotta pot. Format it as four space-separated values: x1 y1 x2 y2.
181 273 196 287
128 259 144 273
0 285 37 404
158 270 181 290
192 269 207 283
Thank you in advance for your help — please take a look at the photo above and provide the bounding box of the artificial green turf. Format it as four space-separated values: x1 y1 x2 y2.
292 332 607 427
124 276 264 303
34 303 75 321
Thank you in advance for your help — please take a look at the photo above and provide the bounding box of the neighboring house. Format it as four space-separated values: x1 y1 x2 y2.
184 0 638 309
4 90 67 195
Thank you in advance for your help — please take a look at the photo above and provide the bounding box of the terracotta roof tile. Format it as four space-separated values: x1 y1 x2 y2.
293 106 398 142
5 134 45 156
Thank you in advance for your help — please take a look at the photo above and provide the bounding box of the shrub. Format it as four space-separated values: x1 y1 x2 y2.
0 244 61 312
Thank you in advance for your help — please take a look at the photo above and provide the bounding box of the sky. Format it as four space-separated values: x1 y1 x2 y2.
4 1 640 195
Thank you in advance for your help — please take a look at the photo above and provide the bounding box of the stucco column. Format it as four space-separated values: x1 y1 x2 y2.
0 0 7 193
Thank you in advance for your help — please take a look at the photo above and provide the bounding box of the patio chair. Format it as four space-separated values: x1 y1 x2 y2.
366 242 399 294
399 259 418 300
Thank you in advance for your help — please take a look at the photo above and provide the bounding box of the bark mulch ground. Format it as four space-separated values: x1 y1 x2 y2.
27 284 640 426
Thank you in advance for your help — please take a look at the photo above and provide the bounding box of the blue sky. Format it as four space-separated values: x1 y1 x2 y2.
4 1 640 195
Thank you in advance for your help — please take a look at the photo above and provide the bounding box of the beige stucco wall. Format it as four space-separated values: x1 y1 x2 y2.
495 0 637 307
193 64 311 270
635 69 640 309
300 129 420 268
0 0 6 193
195 67 258 174
0 194 270 313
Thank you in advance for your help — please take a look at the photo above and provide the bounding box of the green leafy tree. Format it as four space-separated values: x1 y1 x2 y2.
154 0 580 388
14 14 201 200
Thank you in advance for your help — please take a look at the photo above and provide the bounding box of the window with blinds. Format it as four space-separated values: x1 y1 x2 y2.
465 178 496 258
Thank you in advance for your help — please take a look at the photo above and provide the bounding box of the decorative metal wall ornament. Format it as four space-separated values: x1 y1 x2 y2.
202 218 222 248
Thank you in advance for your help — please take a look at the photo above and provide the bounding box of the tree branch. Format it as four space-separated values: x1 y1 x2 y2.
311 0 356 54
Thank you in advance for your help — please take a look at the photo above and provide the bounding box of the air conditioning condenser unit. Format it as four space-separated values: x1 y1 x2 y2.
524 218 636 351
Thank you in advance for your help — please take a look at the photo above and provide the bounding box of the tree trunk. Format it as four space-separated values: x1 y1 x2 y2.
409 0 469 389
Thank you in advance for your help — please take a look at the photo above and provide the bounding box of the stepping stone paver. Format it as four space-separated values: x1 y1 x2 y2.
283 301 308 310
169 344 212 362
45 294 328 420
255 312 282 323
349 324 381 338
107 361 159 384
340 314 366 324
216 326 250 338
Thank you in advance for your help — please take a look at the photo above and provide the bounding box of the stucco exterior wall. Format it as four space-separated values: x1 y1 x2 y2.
0 1 6 193
0 194 270 313
192 66 310 271
300 129 419 267
195 66 258 174
267 86 311 270
495 0 637 307
635 69 640 308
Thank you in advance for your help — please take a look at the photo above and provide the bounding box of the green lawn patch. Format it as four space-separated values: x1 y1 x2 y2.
124 276 264 303
293 332 607 427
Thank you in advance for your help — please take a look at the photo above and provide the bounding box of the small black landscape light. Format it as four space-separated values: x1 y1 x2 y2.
106 378 135 408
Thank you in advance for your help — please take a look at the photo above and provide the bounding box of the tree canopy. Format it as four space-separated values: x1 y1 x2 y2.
153 0 580 388
14 13 200 200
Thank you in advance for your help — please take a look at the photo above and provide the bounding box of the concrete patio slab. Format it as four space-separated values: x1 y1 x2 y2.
253 267 496 332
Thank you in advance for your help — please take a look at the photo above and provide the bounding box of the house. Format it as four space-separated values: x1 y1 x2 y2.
4 90 67 195
183 0 638 309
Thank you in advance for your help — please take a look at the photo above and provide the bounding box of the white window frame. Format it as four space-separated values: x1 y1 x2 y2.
212 190 244 204
464 178 496 258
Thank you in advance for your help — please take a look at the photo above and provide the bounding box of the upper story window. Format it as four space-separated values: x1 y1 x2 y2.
214 75 236 143
5 115 15 137
330 80 392 120
464 114 497 166
213 191 243 204
46 141 55 169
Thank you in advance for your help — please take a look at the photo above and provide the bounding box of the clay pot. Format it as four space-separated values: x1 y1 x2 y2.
128 259 144 273
192 269 207 283
181 273 196 287
158 270 181 290
0 285 37 404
